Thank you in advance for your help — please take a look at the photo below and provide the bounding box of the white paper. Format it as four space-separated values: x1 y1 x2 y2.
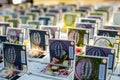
69 46 74 59
84 34 88 45
108 54 113 69
21 51 26 64
45 35 49 45
98 64 105 80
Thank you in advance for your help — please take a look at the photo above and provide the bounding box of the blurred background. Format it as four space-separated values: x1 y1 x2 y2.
0 0 120 5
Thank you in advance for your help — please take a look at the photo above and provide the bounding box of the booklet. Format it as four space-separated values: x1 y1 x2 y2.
37 16 52 25
103 25 120 30
40 62 72 78
113 12 120 25
45 13 59 25
94 36 120 59
89 12 107 23
62 13 77 32
0 36 9 63
19 24 36 40
40 26 60 39
6 27 24 44
97 29 120 38
68 28 89 47
95 6 113 21
87 16 103 28
0 22 13 35
7 19 20 28
27 20 41 29
19 15 32 24
85 45 116 70
74 55 108 80
26 12 39 20
3 15 12 22
75 23 95 38
29 29 50 58
49 39 75 67
0 43 27 79
76 18 100 29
